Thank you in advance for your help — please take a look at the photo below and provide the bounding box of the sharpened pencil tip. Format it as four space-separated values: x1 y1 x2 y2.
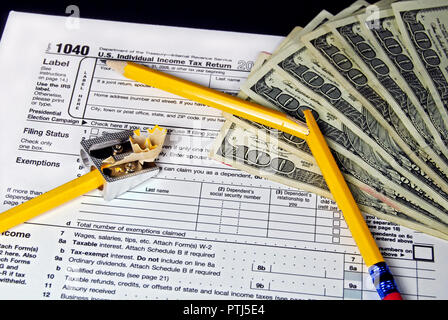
105 60 126 74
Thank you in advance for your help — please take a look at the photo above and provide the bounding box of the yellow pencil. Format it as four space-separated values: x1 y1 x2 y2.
107 60 402 300
0 170 105 233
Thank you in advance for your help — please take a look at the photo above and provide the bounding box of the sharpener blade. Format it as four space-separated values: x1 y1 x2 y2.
80 130 160 201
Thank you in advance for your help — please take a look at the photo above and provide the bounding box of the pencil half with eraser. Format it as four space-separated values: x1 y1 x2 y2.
105 59 402 299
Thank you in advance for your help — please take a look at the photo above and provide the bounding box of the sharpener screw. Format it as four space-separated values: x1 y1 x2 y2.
112 144 123 155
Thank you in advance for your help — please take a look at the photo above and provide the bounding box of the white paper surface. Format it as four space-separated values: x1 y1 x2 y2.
0 12 446 300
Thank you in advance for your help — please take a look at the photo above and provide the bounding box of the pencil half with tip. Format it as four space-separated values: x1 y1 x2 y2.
0 128 166 233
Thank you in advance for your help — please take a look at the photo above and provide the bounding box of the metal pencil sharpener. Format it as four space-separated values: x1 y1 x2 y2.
80 127 167 201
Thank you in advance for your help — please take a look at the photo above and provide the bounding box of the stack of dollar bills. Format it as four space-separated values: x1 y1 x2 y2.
209 0 448 240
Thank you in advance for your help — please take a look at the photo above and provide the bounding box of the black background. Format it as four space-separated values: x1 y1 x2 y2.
0 0 356 37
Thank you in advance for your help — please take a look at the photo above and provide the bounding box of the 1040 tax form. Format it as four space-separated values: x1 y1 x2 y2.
0 12 446 300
